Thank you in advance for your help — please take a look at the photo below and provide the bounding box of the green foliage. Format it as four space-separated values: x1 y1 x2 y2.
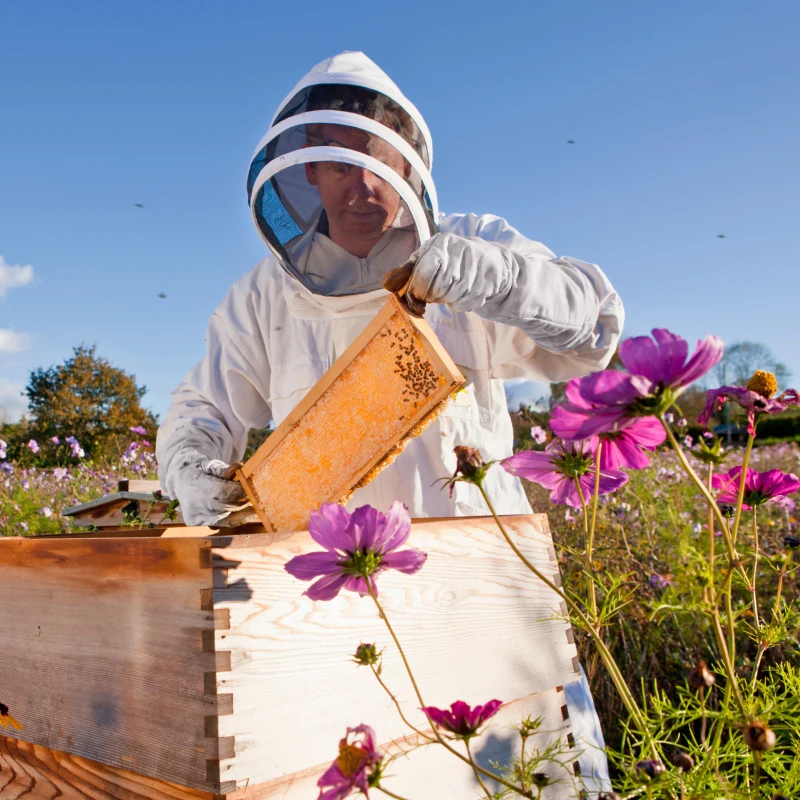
754 411 800 442
5 345 158 463
244 426 273 460
0 454 159 536
524 440 800 796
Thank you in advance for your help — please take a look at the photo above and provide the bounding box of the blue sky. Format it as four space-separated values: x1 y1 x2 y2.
1 0 798 422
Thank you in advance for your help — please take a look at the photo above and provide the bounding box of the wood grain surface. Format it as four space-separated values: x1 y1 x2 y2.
207 514 579 791
0 536 223 792
1 688 579 799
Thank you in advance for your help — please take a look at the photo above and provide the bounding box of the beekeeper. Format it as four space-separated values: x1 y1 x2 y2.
157 51 623 526
156 51 622 792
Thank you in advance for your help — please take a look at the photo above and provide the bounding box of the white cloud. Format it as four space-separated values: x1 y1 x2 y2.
0 255 34 299
0 329 31 353
0 380 27 423
504 379 552 411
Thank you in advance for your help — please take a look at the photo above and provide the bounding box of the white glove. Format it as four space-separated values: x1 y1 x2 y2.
169 448 249 527
384 232 600 353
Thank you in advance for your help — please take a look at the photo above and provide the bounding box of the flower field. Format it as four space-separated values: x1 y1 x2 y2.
0 429 157 535
2 328 800 798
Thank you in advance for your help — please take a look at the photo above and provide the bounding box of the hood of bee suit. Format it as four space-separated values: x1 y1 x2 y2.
247 52 437 298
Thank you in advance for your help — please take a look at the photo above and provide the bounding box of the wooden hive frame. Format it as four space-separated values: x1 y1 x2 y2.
235 295 465 533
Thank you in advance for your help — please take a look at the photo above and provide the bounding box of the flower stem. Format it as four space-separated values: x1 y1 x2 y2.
465 738 493 800
699 686 707 749
367 582 532 796
660 422 737 563
574 477 597 621
586 439 603 620
706 466 716 608
731 434 755 546
367 583 428 713
661 419 746 716
378 788 410 800
475 483 656 756
369 663 434 741
751 508 761 630
774 560 788 614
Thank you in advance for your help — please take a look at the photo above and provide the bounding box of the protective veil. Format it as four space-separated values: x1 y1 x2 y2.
157 52 622 789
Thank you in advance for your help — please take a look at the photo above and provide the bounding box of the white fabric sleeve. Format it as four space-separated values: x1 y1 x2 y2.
435 213 624 382
156 285 273 499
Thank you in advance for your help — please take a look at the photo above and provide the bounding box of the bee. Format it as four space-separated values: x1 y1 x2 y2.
0 702 23 730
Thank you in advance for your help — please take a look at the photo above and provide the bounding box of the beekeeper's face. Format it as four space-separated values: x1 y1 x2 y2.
305 125 409 253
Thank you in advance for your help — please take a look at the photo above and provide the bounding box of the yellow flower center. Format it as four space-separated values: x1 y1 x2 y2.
337 743 367 777
745 370 778 398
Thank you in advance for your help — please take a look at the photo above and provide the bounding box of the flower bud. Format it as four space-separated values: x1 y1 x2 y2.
743 720 776 751
634 759 665 782
695 435 731 466
531 773 550 787
746 370 778 399
688 659 716 690
783 536 800 550
453 446 486 479
718 504 736 518
352 643 382 667
670 750 694 772
597 794 621 800
518 715 541 739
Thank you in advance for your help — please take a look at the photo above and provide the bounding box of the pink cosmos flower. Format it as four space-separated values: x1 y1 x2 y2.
712 467 800 511
551 378 666 469
317 724 382 800
422 699 502 739
550 330 723 437
50 436 60 445
530 425 547 444
284 502 426 601
0 439 6 459
502 440 628 508
27 439 40 454
699 386 799 436
650 573 675 590
65 436 84 458
130 425 148 435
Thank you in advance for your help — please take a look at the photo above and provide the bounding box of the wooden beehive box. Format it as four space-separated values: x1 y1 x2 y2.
236 295 465 533
0 515 587 799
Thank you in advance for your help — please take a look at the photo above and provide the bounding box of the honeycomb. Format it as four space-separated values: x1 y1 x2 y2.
244 306 463 532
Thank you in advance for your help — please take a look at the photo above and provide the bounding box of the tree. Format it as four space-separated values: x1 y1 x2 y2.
25 345 158 460
713 341 791 390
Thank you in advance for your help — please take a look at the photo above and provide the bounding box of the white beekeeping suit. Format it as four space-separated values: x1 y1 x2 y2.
157 51 620 790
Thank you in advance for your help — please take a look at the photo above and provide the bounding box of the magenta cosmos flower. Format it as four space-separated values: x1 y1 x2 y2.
699 371 799 436
712 467 800 511
502 440 628 508
317 724 382 800
422 699 502 740
551 378 667 469
284 502 426 601
551 330 723 437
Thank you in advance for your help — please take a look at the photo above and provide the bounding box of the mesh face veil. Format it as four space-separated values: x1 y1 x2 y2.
247 53 438 296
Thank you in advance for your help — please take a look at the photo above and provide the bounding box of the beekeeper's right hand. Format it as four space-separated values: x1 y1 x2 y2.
169 449 249 527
